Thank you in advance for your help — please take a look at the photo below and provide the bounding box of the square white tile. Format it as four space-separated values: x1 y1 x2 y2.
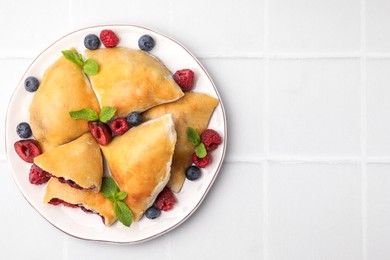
268 0 360 52
366 0 390 51
0 162 65 259
0 0 68 56
200 58 264 162
169 162 262 260
171 0 264 57
366 59 390 157
267 162 363 260
69 0 171 34
366 163 390 260
268 59 361 158
1 58 33 160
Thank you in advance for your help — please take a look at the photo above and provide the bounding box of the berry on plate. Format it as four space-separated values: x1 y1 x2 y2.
173 69 194 92
14 139 41 163
108 117 130 135
29 164 50 185
154 187 176 211
145 206 161 219
24 76 40 92
100 29 119 48
16 122 32 139
126 112 142 127
138 35 155 51
192 153 212 168
200 129 222 152
185 165 201 181
84 34 101 50
88 121 112 146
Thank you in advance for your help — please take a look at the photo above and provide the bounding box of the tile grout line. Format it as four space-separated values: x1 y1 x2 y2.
63 1 73 259
360 0 368 258
168 0 173 37
262 0 270 259
67 0 73 32
4 52 390 61
4 157 390 164
196 53 390 60
165 1 173 259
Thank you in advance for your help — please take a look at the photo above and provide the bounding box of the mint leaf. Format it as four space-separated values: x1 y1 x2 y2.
101 177 133 227
101 177 120 202
187 127 200 146
69 108 99 121
115 191 127 201
99 107 117 123
195 143 207 158
84 59 99 76
62 50 84 67
114 201 133 227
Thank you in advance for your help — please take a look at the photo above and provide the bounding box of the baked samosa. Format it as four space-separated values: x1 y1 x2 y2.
143 93 218 192
85 48 184 117
101 114 177 221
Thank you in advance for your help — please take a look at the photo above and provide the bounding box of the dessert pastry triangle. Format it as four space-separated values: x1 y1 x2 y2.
44 178 116 226
34 133 103 192
143 92 218 192
85 47 184 117
101 114 177 221
29 52 100 152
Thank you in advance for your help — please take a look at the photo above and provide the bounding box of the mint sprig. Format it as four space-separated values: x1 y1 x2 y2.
114 201 133 227
187 127 208 158
69 108 99 121
100 177 119 201
101 177 133 227
62 49 99 76
84 59 99 75
187 127 200 146
99 107 117 123
62 50 84 67
69 107 116 122
195 143 207 158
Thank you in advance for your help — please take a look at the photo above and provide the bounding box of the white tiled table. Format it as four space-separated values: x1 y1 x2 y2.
1 0 390 259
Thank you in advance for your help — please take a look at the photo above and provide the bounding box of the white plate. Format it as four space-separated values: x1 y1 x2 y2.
5 25 227 243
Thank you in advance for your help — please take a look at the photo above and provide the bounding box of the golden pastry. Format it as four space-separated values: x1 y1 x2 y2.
29 53 100 152
143 92 218 192
85 47 184 117
34 133 103 192
44 178 116 226
101 114 177 221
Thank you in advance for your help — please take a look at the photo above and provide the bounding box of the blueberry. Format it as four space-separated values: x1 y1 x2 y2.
185 166 201 181
16 122 32 138
127 112 142 126
138 35 155 51
84 34 100 50
24 77 40 92
145 206 161 219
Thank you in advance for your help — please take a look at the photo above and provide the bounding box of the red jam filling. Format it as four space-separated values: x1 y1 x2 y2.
46 173 96 191
48 198 105 224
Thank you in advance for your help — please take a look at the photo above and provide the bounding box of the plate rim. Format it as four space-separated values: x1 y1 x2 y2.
5 24 228 244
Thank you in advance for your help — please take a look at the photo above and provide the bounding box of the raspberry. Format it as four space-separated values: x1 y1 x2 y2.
108 117 130 135
201 129 222 152
173 69 194 92
29 164 50 185
192 153 212 168
88 121 112 146
100 29 119 48
154 187 176 211
14 139 42 163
